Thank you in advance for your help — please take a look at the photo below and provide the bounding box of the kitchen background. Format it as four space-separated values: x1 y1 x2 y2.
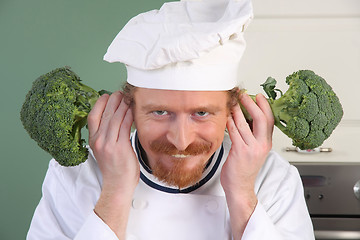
0 0 359 239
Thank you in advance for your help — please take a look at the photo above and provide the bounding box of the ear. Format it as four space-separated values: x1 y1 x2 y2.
131 108 137 130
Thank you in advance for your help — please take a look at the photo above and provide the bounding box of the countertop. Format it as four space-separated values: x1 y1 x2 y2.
272 120 360 164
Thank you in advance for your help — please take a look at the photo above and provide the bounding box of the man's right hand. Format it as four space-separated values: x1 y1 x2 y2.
88 91 139 239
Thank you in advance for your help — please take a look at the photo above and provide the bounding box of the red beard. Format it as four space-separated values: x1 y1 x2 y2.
149 138 212 189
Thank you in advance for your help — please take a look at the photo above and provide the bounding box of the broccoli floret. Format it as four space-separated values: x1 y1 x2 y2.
20 67 108 166
243 70 343 150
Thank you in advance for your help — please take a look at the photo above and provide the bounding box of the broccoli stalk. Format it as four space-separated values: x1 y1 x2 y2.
20 67 111 166
240 70 343 150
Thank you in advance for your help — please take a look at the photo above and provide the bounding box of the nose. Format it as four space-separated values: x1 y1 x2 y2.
166 115 195 151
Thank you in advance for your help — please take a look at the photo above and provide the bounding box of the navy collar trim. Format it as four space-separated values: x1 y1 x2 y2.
133 132 224 194
135 135 153 174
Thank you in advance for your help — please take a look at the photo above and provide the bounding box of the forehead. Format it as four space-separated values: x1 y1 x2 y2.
133 87 229 110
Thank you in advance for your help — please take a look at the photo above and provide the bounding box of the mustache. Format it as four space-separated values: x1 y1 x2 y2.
150 138 211 156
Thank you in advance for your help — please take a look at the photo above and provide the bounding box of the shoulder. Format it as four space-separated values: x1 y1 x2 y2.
255 150 303 207
257 150 301 190
260 150 295 179
222 133 301 199
222 133 293 171
223 133 297 182
47 148 101 182
43 148 102 205
30 149 103 238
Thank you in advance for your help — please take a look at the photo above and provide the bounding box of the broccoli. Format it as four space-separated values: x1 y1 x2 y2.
21 67 343 167
241 70 343 150
20 67 110 166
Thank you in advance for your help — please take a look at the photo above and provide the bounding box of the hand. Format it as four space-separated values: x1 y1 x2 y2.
221 93 274 238
88 91 139 192
87 91 139 238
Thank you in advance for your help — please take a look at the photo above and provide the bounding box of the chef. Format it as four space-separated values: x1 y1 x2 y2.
27 0 315 239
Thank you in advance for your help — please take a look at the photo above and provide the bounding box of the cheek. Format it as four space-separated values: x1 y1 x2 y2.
134 109 159 135
134 116 167 146
141 122 166 137
200 119 227 148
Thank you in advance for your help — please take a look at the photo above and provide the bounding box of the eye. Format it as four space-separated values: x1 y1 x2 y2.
153 110 168 116
194 111 209 117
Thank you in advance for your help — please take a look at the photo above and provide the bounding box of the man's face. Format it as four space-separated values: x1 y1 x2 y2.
133 88 229 189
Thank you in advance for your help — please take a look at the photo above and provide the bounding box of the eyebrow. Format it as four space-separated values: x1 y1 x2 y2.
141 103 223 113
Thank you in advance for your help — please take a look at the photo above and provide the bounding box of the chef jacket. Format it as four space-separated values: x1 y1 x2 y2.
27 132 315 239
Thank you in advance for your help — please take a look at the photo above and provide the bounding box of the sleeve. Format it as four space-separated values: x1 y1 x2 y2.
242 157 315 240
74 211 119 240
26 159 119 240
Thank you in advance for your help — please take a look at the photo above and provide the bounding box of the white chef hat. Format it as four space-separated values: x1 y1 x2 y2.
104 0 253 91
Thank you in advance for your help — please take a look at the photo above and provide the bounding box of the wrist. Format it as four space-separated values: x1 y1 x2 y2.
94 187 134 239
225 189 257 212
224 190 258 239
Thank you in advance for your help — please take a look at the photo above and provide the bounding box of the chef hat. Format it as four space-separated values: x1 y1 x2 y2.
104 0 253 91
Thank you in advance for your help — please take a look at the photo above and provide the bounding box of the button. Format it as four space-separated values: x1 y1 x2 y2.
318 194 324 200
132 198 148 209
205 199 219 213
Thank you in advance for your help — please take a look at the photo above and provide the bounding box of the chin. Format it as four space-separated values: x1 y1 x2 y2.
152 155 208 189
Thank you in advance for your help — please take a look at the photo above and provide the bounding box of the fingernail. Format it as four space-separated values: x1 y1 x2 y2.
239 89 247 96
257 93 266 100
239 92 249 101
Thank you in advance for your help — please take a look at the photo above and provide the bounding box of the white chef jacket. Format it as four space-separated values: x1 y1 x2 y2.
27 132 315 240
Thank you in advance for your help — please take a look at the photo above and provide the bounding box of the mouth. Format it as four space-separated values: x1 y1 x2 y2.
171 154 191 159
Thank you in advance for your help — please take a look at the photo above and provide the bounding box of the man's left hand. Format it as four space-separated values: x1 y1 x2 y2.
221 93 274 238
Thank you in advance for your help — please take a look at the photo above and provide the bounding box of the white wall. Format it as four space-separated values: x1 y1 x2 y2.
239 0 360 120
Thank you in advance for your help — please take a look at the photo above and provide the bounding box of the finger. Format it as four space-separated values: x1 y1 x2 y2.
256 94 274 140
88 94 110 138
240 93 267 140
226 115 244 147
98 91 123 134
118 107 134 143
231 100 255 145
106 98 130 142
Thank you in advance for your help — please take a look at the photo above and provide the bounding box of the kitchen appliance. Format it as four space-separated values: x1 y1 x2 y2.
294 163 360 239
272 120 360 239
